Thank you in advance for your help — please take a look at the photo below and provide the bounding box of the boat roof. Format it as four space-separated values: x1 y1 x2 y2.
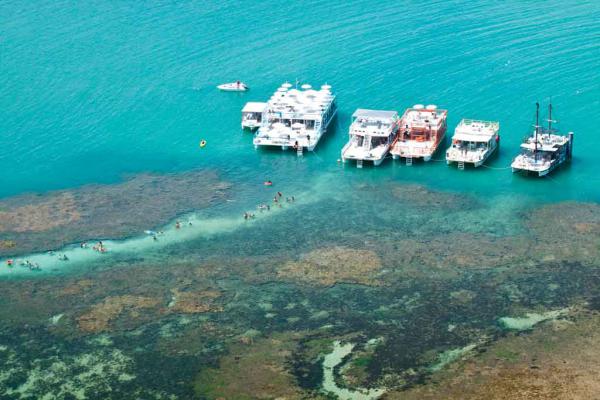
352 109 397 121
453 119 499 142
242 102 267 113
400 105 447 130
520 133 569 151
265 83 335 119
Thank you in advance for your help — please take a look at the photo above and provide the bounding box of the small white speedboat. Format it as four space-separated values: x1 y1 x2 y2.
217 81 248 92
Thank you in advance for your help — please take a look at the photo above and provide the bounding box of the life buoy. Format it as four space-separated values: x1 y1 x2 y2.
200 140 207 148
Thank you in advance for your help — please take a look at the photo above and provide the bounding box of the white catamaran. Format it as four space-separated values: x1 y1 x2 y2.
341 109 399 167
511 102 573 177
390 104 447 165
446 119 500 169
253 83 337 154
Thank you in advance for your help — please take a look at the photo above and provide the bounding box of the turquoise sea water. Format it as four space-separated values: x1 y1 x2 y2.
1 2 600 398
1 0 599 202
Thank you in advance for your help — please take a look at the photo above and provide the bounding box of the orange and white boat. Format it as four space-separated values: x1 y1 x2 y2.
390 104 448 164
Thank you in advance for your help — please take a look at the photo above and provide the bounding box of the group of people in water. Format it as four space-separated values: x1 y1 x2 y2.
79 241 107 253
5 258 41 270
244 183 296 220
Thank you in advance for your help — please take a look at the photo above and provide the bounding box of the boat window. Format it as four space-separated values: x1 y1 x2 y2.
306 120 315 130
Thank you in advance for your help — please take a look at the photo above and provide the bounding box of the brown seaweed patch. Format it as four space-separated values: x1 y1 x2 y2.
0 240 16 249
194 332 319 400
169 288 223 314
277 246 383 286
0 192 80 233
0 169 230 256
77 295 161 333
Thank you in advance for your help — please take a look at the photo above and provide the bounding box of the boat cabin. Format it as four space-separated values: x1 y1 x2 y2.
241 102 267 129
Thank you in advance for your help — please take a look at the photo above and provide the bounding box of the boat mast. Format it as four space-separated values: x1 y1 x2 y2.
534 102 539 159
548 102 553 133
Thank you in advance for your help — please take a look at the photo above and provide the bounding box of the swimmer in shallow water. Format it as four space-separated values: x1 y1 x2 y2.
175 221 181 229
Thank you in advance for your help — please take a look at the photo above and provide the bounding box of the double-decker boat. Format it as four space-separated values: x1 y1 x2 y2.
253 83 337 154
390 104 447 165
446 119 500 168
511 102 573 177
341 109 399 167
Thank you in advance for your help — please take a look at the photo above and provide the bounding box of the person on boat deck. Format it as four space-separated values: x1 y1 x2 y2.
236 80 240 87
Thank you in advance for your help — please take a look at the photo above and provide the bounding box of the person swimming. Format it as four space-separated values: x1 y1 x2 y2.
175 221 181 229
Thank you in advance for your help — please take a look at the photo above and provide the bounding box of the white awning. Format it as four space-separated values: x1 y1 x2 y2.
452 132 493 142
352 109 398 121
242 102 267 113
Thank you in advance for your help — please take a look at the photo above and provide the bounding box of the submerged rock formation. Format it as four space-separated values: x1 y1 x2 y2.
278 246 383 286
0 169 230 256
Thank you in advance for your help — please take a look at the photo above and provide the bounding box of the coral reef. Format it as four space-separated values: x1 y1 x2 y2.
278 246 383 286
168 288 223 314
0 169 230 256
194 333 319 399
77 295 162 333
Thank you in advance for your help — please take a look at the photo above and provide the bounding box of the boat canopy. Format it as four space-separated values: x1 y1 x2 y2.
242 102 267 113
352 109 398 121
453 132 494 142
